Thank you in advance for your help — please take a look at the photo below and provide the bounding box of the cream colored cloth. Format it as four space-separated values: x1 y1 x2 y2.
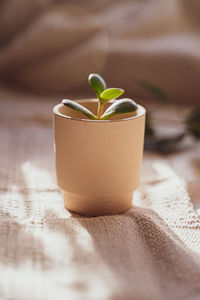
0 87 200 299
0 0 200 104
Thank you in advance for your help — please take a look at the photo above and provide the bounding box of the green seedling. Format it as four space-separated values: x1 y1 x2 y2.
62 73 138 120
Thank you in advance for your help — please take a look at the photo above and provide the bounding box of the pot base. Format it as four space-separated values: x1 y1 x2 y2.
62 190 133 216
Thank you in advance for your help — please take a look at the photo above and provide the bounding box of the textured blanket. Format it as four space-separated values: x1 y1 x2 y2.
0 87 200 299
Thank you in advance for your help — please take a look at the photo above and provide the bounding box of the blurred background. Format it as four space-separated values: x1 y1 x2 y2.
0 0 200 103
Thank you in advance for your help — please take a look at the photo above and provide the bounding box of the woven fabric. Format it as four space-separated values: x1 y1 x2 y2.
0 89 200 300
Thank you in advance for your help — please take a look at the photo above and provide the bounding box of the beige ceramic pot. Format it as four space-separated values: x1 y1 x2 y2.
53 99 145 216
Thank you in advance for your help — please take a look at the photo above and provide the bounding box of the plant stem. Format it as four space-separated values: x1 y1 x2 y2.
97 103 104 119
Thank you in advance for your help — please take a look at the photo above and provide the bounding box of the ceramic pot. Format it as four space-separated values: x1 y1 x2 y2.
53 99 145 216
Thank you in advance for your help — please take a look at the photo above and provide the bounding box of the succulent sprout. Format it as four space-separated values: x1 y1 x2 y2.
62 73 138 120
62 99 97 120
101 98 138 120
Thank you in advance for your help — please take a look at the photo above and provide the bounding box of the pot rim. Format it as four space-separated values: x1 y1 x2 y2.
53 98 146 123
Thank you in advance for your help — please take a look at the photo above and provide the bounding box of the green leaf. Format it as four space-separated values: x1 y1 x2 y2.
88 74 106 98
101 98 138 120
100 88 124 104
138 81 167 102
62 99 97 120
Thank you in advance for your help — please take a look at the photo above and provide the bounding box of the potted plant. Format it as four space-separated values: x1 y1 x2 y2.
53 74 146 216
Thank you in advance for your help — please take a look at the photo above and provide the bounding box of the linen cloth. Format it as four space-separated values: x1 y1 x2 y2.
0 0 200 104
0 87 200 300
